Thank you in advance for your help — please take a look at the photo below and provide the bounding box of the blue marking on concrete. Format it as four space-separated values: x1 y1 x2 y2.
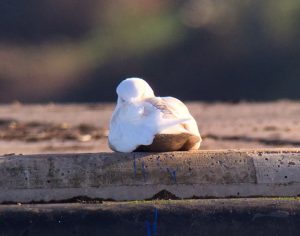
153 208 158 236
172 170 177 184
145 208 158 236
133 156 137 177
145 220 151 236
142 161 146 181
166 168 177 184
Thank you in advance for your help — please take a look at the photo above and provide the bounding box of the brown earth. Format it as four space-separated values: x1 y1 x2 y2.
0 101 299 155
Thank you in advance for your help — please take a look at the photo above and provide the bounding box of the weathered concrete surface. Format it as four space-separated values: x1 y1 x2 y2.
0 199 300 236
0 149 299 203
0 101 300 154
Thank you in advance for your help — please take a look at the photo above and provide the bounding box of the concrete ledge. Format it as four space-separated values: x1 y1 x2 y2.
0 149 300 203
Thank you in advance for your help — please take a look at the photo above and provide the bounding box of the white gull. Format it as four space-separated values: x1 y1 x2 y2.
108 78 202 152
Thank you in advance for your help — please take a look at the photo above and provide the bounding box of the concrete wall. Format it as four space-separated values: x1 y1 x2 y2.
0 149 300 203
0 199 300 236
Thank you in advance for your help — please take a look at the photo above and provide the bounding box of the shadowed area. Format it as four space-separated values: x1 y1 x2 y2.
0 199 299 236
135 133 201 152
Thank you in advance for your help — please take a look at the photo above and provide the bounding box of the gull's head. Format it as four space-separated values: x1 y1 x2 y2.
116 78 154 104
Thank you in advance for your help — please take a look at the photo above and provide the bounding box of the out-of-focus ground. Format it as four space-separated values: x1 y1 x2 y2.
0 101 299 155
1 0 300 103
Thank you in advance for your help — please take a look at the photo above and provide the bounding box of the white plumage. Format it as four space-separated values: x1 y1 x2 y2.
108 78 202 152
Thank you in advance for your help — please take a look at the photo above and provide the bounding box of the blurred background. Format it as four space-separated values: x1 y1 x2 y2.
0 0 300 103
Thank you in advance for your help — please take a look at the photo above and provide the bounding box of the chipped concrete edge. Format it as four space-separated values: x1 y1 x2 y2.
0 149 299 203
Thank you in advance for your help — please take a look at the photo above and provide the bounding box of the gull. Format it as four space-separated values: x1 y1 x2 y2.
108 78 202 152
